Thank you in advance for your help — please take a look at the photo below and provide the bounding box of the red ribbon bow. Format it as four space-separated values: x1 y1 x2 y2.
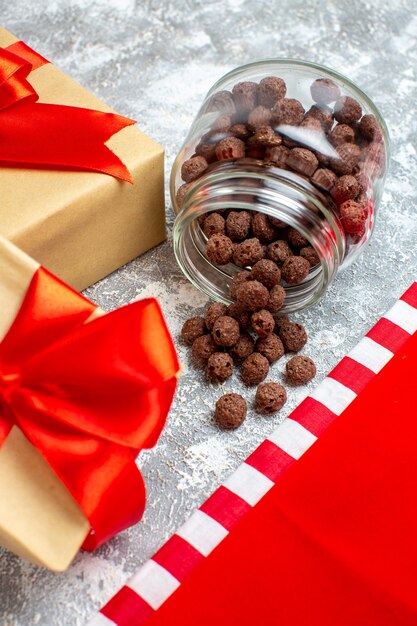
0 41 135 182
0 266 180 549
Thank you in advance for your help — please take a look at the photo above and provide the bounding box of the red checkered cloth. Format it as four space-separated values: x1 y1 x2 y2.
88 283 417 626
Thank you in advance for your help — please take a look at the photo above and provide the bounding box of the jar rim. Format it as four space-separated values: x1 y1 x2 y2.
173 161 345 314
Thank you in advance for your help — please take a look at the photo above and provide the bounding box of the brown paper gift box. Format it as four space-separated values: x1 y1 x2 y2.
0 236 101 571
0 27 165 292
0 234 182 572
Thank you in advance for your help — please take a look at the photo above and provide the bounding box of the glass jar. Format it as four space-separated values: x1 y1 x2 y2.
170 59 389 314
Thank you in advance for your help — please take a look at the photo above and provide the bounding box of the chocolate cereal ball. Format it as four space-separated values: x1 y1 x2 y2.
300 246 320 267
248 106 272 129
248 126 281 147
181 155 208 183
278 322 308 352
311 168 337 193
305 104 334 132
286 147 318 177
363 139 386 177
207 352 234 383
298 118 324 142
230 270 252 300
359 114 379 141
272 98 305 126
334 96 362 124
205 302 228 331
267 284 286 313
233 237 265 268
181 316 206 345
226 303 252 330
255 333 285 363
251 309 275 338
264 145 290 168
246 144 265 159
236 280 270 312
286 355 316 384
251 259 281 289
258 76 287 107
339 200 367 235
230 332 255 362
255 382 287 414
315 150 330 167
226 211 252 241
240 352 269 386
208 90 236 115
203 212 225 238
215 136 246 161
331 143 361 176
230 123 251 140
274 313 290 330
232 81 258 113
329 124 355 147
287 227 309 249
251 213 277 242
267 240 293 265
281 134 299 149
214 393 247 430
310 78 340 105
212 114 232 132
192 334 218 361
212 315 240 347
268 215 287 229
281 256 310 285
195 135 218 163
331 175 360 204
206 233 234 266
176 183 191 209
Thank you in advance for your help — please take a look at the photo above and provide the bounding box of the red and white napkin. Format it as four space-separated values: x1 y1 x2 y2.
89 282 417 626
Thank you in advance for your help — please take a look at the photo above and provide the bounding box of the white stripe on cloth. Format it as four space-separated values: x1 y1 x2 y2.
223 462 274 506
309 377 357 415
127 559 180 610
384 299 417 335
349 336 394 373
86 614 117 626
176 509 228 557
268 418 317 459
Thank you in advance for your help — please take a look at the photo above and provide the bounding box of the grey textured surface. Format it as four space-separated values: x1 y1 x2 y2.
1 1 416 624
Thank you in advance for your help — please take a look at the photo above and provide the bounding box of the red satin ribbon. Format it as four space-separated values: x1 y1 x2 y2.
0 267 180 549
0 41 135 182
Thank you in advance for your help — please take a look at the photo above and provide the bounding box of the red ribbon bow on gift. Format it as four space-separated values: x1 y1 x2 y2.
0 266 180 549
0 40 135 182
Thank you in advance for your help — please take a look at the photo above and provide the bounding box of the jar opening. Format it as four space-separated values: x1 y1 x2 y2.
173 160 345 314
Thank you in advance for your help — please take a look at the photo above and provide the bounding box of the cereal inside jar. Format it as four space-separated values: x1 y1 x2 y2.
171 60 389 314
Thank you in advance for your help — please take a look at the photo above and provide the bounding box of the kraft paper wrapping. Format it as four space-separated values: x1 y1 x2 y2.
0 27 165 292
0 238 100 571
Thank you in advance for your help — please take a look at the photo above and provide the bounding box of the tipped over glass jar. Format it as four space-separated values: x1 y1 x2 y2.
170 60 389 314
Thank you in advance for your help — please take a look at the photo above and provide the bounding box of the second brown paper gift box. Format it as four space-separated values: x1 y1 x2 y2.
0 27 165 291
